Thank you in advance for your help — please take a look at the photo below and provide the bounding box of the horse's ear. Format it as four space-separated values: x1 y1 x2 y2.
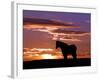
56 40 58 42
56 41 59 49
56 40 60 43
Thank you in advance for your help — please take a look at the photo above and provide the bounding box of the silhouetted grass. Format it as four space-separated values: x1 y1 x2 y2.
23 58 91 69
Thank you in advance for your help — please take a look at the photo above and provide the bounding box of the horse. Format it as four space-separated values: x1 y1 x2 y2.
56 41 77 60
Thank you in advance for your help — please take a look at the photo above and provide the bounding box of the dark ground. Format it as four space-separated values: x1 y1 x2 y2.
23 58 91 69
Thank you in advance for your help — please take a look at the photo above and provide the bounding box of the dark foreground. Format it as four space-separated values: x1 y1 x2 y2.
23 58 91 69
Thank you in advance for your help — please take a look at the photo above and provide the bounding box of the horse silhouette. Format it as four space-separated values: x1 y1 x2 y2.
56 41 77 60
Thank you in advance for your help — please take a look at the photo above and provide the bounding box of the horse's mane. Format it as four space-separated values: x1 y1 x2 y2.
56 40 68 46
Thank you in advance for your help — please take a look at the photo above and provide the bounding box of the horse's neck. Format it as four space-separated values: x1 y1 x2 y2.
60 43 68 49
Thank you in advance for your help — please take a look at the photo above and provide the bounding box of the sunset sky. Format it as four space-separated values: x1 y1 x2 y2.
23 10 91 61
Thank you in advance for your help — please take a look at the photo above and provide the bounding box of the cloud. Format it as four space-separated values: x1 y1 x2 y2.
23 18 83 42
59 38 81 42
23 48 63 61
24 24 79 30
24 27 88 42
49 29 90 41
52 34 81 41
31 27 58 33
51 29 90 36
23 48 61 55
23 18 80 30
23 18 79 27
23 19 90 43
23 48 30 52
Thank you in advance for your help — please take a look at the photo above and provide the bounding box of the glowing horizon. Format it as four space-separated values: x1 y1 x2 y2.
23 48 90 61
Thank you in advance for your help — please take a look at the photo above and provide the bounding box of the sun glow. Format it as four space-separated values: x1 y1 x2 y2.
41 54 56 59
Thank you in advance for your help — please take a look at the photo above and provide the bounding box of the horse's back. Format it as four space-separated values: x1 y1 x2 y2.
68 44 77 51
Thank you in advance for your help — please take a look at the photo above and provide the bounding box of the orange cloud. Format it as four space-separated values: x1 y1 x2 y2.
51 29 90 36
23 48 63 61
24 24 79 30
24 27 86 42
59 38 81 42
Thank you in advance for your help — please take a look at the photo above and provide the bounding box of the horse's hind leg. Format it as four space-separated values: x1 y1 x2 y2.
72 51 77 60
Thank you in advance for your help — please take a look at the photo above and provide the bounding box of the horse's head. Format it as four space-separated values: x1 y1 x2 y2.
56 40 61 49
56 40 68 49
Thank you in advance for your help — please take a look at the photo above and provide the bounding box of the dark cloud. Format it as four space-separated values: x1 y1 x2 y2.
23 18 79 28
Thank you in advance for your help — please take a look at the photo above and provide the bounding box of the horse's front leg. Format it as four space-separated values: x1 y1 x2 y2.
63 53 67 61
